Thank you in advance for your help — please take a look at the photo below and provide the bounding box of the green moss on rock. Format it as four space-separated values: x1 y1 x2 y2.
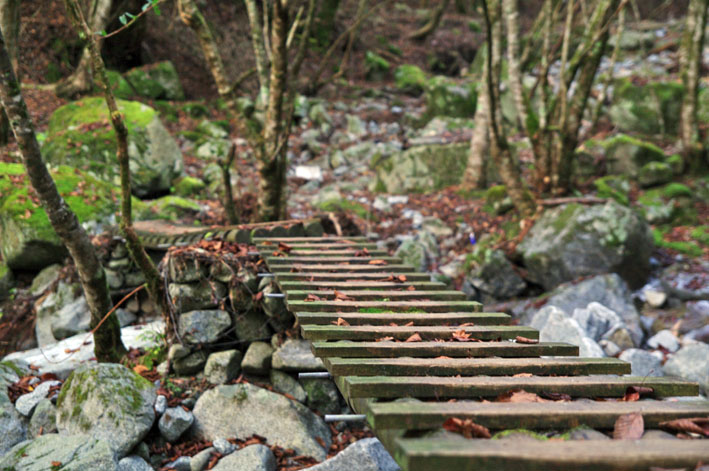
123 61 184 100
609 79 684 135
394 64 427 96
594 175 630 205
173 176 206 197
599 133 666 176
135 195 201 221
424 76 477 118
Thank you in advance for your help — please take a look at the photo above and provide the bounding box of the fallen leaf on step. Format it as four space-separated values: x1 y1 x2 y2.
333 317 350 326
405 333 422 342
305 293 323 302
613 412 644 439
496 389 549 403
623 386 654 402
658 417 709 437
376 336 394 342
515 336 539 344
442 417 491 439
368 259 388 265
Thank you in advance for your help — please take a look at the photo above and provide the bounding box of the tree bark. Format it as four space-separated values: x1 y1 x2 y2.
408 0 451 40
463 74 490 190
0 0 19 145
64 0 172 341
244 0 270 107
502 0 528 131
0 27 125 362
591 1 625 130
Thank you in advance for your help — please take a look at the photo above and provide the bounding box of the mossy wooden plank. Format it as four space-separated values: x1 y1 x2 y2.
367 399 709 431
254 236 370 243
301 325 536 341
286 290 466 301
270 264 415 273
325 357 629 378
278 281 449 291
288 300 483 313
343 375 699 399
311 341 579 358
274 272 432 282
267 256 402 265
295 312 511 326
395 439 709 471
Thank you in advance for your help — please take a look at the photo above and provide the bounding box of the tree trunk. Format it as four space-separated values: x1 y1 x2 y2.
56 0 113 98
64 0 172 341
463 78 490 190
408 0 451 40
502 0 528 131
0 0 19 146
0 27 125 362
679 0 709 164
258 0 288 222
314 0 340 46
244 0 270 107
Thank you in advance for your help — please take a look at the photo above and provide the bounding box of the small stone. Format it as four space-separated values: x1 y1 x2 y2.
270 370 307 403
599 339 621 357
241 341 274 375
190 447 215 471
118 455 154 471
169 281 227 312
169 257 206 283
169 344 190 361
178 310 232 345
159 406 195 442
300 378 341 415
204 350 243 384
304 437 399 471
568 428 609 440
155 395 168 415
606 326 635 350
28 398 57 437
15 380 61 416
173 350 208 376
644 288 667 308
29 264 62 296
642 430 678 440
647 329 680 353
133 442 151 462
211 444 276 471
272 339 325 372
167 456 192 471
213 437 237 455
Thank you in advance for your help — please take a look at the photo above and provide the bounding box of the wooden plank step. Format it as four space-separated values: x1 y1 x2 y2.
266 256 402 265
274 273 432 282
270 264 415 273
342 375 699 399
261 249 390 257
301 325 537 341
256 243 379 250
285 290 466 301
288 300 483 313
325 357 629 378
254 237 370 243
395 438 709 471
295 312 511 326
312 341 579 358
277 281 449 291
367 399 709 431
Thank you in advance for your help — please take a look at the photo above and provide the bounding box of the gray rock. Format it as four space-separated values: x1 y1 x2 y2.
679 300 709 334
643 288 667 308
56 363 157 457
300 378 341 415
599 339 622 357
0 362 23 406
663 343 709 395
204 350 243 384
28 398 57 437
530 306 605 358
118 455 155 471
29 264 62 296
191 383 331 460
571 302 625 342
642 430 678 440
52 296 90 339
303 438 400 471
173 350 208 376
178 310 232 345
0 434 117 470
618 349 663 377
270 370 307 403
213 437 237 455
167 456 192 471
241 342 274 375
260 282 294 331
660 262 709 301
232 309 272 343
271 339 325 372
517 202 653 290
169 281 227 312
169 257 207 283
0 404 26 455
15 380 61 416
35 280 79 346
190 447 215 471
646 329 680 352
159 406 194 442
568 428 610 440
155 394 168 415
467 250 526 300
211 444 276 471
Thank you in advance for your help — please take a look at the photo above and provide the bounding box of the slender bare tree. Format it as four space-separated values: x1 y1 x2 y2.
0 0 19 145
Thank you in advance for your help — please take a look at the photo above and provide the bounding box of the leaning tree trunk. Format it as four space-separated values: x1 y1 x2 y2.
0 28 125 362
56 0 113 98
408 0 451 40
0 0 19 146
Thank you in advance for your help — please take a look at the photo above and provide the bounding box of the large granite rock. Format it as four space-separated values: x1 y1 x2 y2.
211 444 276 471
618 349 663 377
0 404 26 456
530 306 605 358
307 438 400 471
599 134 667 176
271 339 325 372
56 363 157 457
178 309 232 345
42 97 183 198
191 383 331 460
517 202 653 290
467 249 526 300
424 76 477 118
123 61 184 100
663 343 709 395
0 434 117 470
609 79 684 136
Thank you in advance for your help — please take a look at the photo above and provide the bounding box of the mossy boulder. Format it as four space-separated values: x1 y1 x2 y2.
364 51 390 81
42 97 184 197
123 61 184 100
0 434 117 471
0 163 120 270
424 76 477 118
135 195 201 221
517 201 653 290
598 134 666 176
98 70 134 99
638 161 673 188
609 79 684 136
56 363 157 457
485 185 514 214
370 143 469 194
394 64 427 96
173 175 206 197
594 175 630 206
0 262 14 301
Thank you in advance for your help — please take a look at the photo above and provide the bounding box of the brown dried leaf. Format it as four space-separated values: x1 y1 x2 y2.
398 275 407 282
407 285 416 291
133 364 149 375
305 293 323 302
333 290 354 301
515 336 539 344
354 248 370 257
376 336 394 342
442 417 491 439
334 317 350 326
452 329 472 342
405 333 422 342
496 389 549 403
277 242 293 253
623 386 654 402
368 259 388 265
613 412 644 439
659 417 709 437
513 373 534 378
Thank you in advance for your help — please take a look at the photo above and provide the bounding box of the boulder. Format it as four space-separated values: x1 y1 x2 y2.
15 380 61 417
232 309 273 342
169 280 227 312
271 339 325 372
660 262 709 301
56 363 157 456
618 349 663 377
370 143 469 194
42 97 183 198
51 296 90 339
118 455 154 471
211 444 276 471
467 249 526 300
29 264 62 296
530 306 604 358
270 370 307 403
178 309 232 345
204 350 242 384
517 202 653 290
570 302 625 343
394 64 427 96
0 434 117 470
646 329 680 353
0 163 119 270
135 196 202 221
0 404 26 455
300 378 341 415
663 343 709 395
123 61 185 100
638 161 673 188
609 79 684 136
241 341 274 375
424 76 477 118
599 134 666 176
28 399 57 438
306 438 400 471
159 406 194 442
191 383 331 460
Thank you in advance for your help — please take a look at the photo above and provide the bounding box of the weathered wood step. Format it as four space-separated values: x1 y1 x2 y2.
278 281 449 291
294 312 510 326
273 272 432 282
270 264 415 273
301 325 537 342
366 399 709 431
324 357 629 378
342 375 699 399
394 438 709 471
287 300 483 313
266 256 402 265
257 243 379 251
312 341 579 358
261 249 390 257
254 237 370 243
286 290 466 301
